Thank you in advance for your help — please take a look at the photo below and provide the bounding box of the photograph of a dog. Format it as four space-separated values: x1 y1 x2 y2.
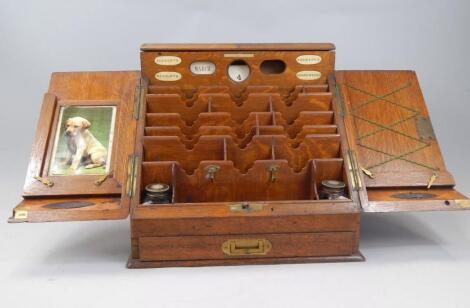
49 106 116 176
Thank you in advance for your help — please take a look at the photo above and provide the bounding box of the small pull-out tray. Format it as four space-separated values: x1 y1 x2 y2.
364 188 469 213
9 196 127 223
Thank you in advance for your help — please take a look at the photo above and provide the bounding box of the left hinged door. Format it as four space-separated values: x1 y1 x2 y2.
9 71 144 223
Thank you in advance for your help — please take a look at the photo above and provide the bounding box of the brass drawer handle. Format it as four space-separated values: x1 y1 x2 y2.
221 239 272 256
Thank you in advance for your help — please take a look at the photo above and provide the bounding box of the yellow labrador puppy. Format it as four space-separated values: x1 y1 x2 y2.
64 116 108 171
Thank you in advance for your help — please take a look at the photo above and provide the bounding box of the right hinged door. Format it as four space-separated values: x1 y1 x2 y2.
333 70 469 212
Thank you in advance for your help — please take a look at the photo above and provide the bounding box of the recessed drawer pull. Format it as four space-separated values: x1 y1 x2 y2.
221 239 272 256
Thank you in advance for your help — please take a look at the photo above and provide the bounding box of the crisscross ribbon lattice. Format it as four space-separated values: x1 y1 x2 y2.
342 83 439 185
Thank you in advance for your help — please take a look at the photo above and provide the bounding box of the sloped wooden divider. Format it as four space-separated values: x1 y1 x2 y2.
139 82 347 203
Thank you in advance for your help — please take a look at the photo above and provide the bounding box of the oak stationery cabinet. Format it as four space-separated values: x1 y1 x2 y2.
9 43 469 268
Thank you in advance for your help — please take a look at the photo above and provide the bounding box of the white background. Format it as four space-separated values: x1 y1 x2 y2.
1 0 470 307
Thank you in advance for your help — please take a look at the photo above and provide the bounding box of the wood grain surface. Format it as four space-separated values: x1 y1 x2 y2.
11 44 468 269
11 71 140 222
335 70 454 188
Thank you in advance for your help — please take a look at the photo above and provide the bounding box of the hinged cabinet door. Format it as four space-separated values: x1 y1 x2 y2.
9 71 143 222
333 71 468 212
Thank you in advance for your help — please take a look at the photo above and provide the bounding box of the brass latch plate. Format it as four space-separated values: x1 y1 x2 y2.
229 202 264 212
416 116 436 140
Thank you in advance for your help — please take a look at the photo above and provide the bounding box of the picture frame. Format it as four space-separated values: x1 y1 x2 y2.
22 94 127 196
47 104 116 177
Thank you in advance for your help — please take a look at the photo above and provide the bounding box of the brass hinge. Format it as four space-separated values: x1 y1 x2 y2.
126 155 139 198
133 80 146 120
347 150 363 191
333 82 345 117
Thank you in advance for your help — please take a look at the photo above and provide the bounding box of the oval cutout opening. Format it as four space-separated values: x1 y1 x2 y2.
228 60 250 82
260 60 286 74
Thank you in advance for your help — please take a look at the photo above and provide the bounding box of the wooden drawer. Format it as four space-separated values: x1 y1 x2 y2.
138 232 355 261
132 201 360 237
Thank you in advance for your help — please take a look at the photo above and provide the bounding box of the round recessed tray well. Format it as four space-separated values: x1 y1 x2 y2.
228 60 250 82
43 201 95 209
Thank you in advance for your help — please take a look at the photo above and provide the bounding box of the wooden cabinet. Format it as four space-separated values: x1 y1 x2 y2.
9 43 469 268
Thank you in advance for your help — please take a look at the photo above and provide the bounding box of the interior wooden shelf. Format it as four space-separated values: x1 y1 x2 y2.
137 84 348 205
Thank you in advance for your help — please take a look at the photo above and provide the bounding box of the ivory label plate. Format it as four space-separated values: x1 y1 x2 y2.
155 71 182 81
296 71 322 80
190 61 216 75
296 54 322 65
456 199 470 208
154 56 182 66
14 210 28 219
